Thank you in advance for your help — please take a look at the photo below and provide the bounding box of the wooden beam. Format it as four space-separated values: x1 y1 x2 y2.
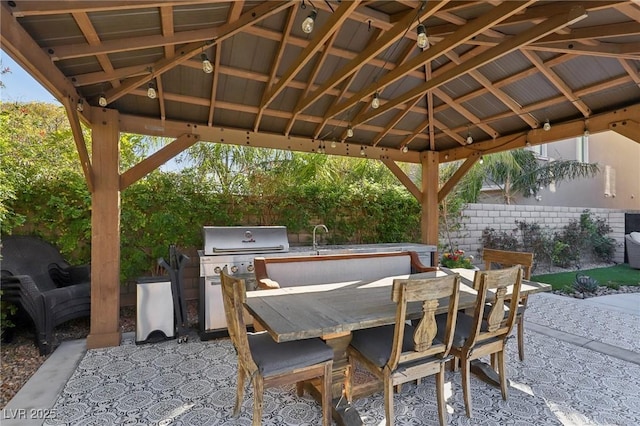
86 107 121 350
444 50 539 129
421 151 439 247
328 1 535 122
120 134 200 189
285 32 338 136
441 103 640 162
295 1 449 115
61 96 94 192
118 114 422 164
207 44 222 126
610 120 640 144
8 1 218 16
102 1 290 105
438 155 480 203
261 1 361 109
352 5 588 128
0 2 82 104
522 50 592 118
380 158 421 201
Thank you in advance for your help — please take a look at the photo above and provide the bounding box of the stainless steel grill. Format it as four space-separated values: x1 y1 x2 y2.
199 226 289 338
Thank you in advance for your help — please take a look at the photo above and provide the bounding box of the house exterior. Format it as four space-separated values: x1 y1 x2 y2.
479 131 640 210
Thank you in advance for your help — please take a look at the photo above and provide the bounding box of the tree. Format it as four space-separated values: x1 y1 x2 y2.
462 149 599 205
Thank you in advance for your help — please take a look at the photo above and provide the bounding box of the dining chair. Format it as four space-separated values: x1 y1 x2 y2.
444 265 522 418
346 273 461 426
482 248 533 361
219 267 334 426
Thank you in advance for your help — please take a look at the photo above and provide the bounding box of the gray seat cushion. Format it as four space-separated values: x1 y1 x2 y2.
247 332 333 377
350 324 443 368
437 312 502 348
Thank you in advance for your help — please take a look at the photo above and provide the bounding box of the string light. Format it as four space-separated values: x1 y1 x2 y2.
302 10 317 34
401 145 409 153
347 125 354 138
543 119 551 131
371 92 380 109
98 95 107 107
416 24 429 49
147 82 157 99
76 99 84 112
360 146 365 156
201 53 213 73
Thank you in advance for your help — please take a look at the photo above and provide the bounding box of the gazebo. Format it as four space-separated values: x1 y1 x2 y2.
2 0 639 350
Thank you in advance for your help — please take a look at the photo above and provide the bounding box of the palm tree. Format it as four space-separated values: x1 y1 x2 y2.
462 149 599 205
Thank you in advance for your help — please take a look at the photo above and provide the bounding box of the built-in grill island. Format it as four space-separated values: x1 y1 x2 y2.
199 226 290 339
198 225 437 339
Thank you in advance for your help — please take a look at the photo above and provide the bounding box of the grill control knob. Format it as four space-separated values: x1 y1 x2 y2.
214 266 221 274
247 264 255 272
231 265 239 273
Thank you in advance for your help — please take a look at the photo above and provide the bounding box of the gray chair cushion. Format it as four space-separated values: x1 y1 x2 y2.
248 332 333 377
350 324 435 368
437 312 501 348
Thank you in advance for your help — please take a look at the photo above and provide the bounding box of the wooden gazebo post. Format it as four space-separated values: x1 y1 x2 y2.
86 107 122 349
421 151 440 253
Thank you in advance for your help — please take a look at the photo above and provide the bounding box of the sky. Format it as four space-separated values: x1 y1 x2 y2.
1 49 60 104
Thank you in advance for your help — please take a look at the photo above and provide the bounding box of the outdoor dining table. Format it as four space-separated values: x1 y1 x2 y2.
244 267 551 425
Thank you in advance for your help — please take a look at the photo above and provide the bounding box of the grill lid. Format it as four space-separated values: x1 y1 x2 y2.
202 226 289 255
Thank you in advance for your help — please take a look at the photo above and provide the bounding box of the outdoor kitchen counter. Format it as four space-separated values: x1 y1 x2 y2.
287 243 436 264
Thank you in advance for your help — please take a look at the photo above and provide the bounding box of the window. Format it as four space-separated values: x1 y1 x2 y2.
526 143 547 158
576 135 589 163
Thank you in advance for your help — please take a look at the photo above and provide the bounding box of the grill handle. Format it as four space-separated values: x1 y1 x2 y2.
211 245 285 254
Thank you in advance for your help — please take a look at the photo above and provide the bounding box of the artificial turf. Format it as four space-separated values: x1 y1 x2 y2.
531 264 640 291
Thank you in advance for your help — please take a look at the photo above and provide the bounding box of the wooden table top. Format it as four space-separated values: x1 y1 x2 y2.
244 268 551 343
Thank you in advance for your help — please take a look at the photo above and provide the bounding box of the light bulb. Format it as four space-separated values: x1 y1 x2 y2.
372 92 380 109
543 119 551 131
347 125 354 138
466 134 473 144
331 140 337 148
360 146 365 156
201 53 213 74
302 10 317 34
479 156 484 164
584 129 590 137
416 24 429 49
147 83 157 99
76 99 84 112
401 145 408 153
98 95 107 107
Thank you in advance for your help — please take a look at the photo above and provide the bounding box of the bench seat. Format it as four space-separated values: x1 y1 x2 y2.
254 251 436 290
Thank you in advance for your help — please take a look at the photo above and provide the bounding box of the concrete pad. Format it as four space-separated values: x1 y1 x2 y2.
580 293 640 316
1 339 86 425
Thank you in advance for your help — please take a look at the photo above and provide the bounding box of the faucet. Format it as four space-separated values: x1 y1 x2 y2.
312 224 329 252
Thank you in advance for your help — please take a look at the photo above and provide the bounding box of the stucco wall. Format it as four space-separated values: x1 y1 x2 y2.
451 203 627 266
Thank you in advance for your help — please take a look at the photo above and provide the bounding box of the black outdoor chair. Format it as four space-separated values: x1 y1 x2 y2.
1 235 91 355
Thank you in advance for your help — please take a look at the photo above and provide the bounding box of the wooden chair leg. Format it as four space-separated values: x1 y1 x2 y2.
346 357 354 403
498 350 508 400
384 374 394 426
296 381 304 397
252 376 264 426
234 366 246 417
322 363 332 426
517 316 525 361
461 358 472 418
436 365 447 426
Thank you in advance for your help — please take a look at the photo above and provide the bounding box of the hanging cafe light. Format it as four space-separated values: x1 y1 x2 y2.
371 92 380 109
416 24 429 49
302 10 317 34
147 82 157 99
201 53 214 74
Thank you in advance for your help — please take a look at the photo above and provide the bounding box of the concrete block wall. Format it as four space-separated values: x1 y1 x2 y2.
451 203 626 266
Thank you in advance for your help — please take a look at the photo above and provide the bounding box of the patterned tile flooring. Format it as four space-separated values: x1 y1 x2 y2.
43 293 640 426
